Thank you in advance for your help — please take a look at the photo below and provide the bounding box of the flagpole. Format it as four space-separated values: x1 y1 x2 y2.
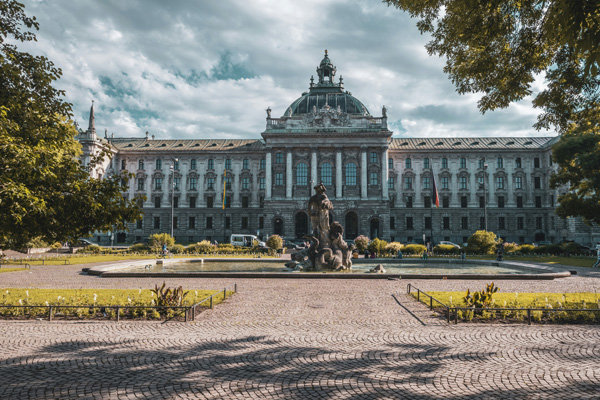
223 168 227 243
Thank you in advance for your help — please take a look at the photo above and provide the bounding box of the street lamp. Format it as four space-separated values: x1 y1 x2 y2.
170 158 178 238
479 158 488 231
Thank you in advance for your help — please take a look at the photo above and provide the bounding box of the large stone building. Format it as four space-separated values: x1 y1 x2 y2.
79 51 599 246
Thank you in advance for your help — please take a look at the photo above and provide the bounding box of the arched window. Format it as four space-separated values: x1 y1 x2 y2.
370 218 380 239
296 162 308 185
321 162 332 186
345 163 357 186
274 218 284 236
295 212 309 238
345 212 358 239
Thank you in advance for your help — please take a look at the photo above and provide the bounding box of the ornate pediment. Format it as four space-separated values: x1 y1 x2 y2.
302 104 351 128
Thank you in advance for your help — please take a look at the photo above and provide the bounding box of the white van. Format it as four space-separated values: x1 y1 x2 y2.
230 234 265 248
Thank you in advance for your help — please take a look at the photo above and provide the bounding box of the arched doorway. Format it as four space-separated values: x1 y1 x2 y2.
273 218 284 236
295 212 308 238
370 218 380 239
345 212 358 239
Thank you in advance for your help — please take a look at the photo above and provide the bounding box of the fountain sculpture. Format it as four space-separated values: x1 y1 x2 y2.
286 183 355 271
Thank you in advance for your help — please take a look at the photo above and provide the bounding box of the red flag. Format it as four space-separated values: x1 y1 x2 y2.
432 173 440 208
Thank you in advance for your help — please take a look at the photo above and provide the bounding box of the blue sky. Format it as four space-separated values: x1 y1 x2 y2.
20 0 554 140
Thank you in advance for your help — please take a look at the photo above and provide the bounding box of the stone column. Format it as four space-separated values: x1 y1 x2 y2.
251 163 258 205
232 161 241 206
197 161 206 207
265 152 272 199
361 148 367 199
311 150 317 190
336 149 342 199
286 150 293 199
216 161 224 206
382 147 389 200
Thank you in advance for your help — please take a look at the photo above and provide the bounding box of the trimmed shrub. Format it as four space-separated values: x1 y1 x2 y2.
385 242 403 254
170 244 185 254
354 235 370 253
187 240 216 254
402 244 427 255
434 244 459 255
533 244 562 255
149 233 175 252
503 242 519 253
130 243 150 253
266 235 283 250
517 244 535 254
466 230 499 254
368 238 388 255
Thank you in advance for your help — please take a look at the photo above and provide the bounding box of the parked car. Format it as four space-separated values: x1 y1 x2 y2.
77 239 96 246
230 234 266 248
438 241 461 249
290 239 308 249
533 241 553 247
283 240 299 250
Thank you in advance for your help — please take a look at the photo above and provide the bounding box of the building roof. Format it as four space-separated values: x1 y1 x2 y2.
110 139 264 152
389 137 557 150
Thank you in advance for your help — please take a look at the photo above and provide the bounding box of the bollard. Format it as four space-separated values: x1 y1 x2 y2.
116 306 120 322
224 288 227 300
210 296 214 309
234 283 237 293
184 308 188 323
48 306 53 321
455 308 458 324
417 289 420 302
527 309 531 325
430 296 433 310
447 308 450 324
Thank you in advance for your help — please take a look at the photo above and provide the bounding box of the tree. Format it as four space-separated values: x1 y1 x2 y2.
385 0 600 221
466 231 499 255
0 1 141 250
148 234 175 252
266 235 283 250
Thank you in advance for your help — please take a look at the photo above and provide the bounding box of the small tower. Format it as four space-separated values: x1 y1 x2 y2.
316 50 337 85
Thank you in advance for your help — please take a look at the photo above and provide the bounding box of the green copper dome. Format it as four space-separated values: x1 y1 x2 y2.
285 50 370 116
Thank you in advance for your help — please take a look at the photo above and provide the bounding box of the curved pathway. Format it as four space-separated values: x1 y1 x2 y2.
0 263 599 398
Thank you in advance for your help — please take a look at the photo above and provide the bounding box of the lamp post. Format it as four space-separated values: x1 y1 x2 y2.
170 158 178 238
480 158 488 231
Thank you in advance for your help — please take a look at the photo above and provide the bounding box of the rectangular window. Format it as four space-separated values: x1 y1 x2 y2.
480 217 486 230
190 159 196 170
155 196 161 208
243 159 249 170
155 177 162 191
137 178 145 191
534 157 540 168
136 219 143 229
459 158 466 169
479 196 485 208
478 159 485 169
207 196 213 208
459 176 467 189
388 177 395 190
443 217 450 230
174 177 181 191
496 176 504 190
536 217 543 229
370 152 377 163
424 196 431 208
121 160 126 170
259 216 264 229
499 217 506 230
225 216 231 229
173 197 179 209
207 177 214 190
259 196 264 208
190 177 197 190
442 158 448 169
405 158 412 169
260 159 266 170
225 196 231 209
242 196 249 208
275 173 284 186
370 171 378 185
425 216 432 229
206 217 213 229
534 176 541 189
153 216 160 229
442 196 449 208
173 217 178 229
242 177 250 190
259 177 265 190
225 159 231 170
515 176 523 189
423 176 430 189
189 197 196 208
138 160 144 170
241 216 248 229
550 195 554 207
461 216 468 230
155 159 162 170
515 158 522 168
225 177 232 190
173 160 179 170
498 196 505 208
517 217 524 229
549 155 553 166
424 158 430 169
390 216 395 230
405 177 413 190
461 196 468 208
550 216 555 229
388 158 393 169
405 196 413 208
497 157 503 169
276 153 283 164
208 159 214 170
406 216 413 230
441 176 449 189
535 196 542 208
517 196 523 208
189 217 195 229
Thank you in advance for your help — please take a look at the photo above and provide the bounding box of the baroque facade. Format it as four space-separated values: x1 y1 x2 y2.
79 51 600 246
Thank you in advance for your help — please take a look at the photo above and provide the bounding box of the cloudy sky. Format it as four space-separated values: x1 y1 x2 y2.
20 0 555 140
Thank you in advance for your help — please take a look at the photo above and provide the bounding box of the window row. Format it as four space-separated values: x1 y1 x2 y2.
126 158 265 171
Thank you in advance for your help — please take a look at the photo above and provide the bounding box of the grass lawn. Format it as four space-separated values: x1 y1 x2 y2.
470 255 598 268
0 268 28 274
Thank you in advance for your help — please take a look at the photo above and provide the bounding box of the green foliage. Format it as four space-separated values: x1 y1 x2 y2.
266 235 283 250
170 244 185 254
148 233 175 252
402 244 427 255
368 238 388 255
502 242 519 253
533 244 563 255
466 231 499 254
151 283 189 307
354 235 370 252
187 240 216 254
23 237 49 249
517 244 536 255
0 1 141 250
463 283 499 309
129 243 150 253
385 242 403 254
433 244 459 255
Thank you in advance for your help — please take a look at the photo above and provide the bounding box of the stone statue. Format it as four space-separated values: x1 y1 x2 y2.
288 183 353 272
266 107 272 118
382 105 387 118
286 107 293 117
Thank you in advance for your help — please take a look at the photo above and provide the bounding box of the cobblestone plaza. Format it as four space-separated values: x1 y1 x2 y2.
0 262 599 399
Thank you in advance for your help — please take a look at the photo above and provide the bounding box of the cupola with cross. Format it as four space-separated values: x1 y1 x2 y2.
316 49 337 86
